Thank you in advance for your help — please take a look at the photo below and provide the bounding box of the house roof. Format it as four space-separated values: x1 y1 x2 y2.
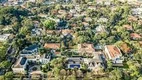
128 16 138 22
105 45 121 59
61 29 74 35
58 10 67 14
13 57 27 68
130 33 141 39
123 24 133 30
44 43 60 49
46 30 61 34
82 22 89 27
84 17 92 22
78 43 95 54
139 41 142 46
24 45 38 51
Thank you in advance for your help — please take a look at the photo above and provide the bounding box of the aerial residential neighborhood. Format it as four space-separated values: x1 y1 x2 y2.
0 0 142 80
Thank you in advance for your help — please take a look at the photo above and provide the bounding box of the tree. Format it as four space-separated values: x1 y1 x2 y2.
19 26 30 35
138 77 142 80
107 60 113 70
76 70 83 78
42 20 56 30
0 61 10 69
0 76 4 80
4 72 13 79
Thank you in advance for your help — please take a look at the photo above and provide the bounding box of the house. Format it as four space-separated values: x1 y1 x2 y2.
84 17 92 22
123 24 133 31
78 43 95 56
81 11 87 16
46 30 61 36
66 57 83 69
0 34 11 42
128 16 138 22
97 18 108 23
44 43 61 56
82 22 89 27
61 29 74 36
131 8 142 15
38 14 48 18
31 28 43 36
118 0 142 4
104 45 123 64
130 33 141 40
12 57 28 74
95 25 107 33
88 6 96 10
96 0 112 5
44 43 60 50
83 53 104 70
33 21 39 27
21 45 38 56
39 54 51 64
58 10 67 15
75 5 81 12
69 9 76 14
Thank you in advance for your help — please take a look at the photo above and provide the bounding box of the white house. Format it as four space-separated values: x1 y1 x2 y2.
12 57 28 74
97 18 108 23
83 53 104 70
131 8 142 15
0 34 11 42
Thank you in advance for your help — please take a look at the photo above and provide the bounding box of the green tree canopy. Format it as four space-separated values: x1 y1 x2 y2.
42 20 56 30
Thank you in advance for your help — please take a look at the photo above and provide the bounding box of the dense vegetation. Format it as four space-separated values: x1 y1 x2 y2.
0 0 142 80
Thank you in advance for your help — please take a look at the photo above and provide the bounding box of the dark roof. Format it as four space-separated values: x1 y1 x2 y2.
20 57 27 65
25 45 38 51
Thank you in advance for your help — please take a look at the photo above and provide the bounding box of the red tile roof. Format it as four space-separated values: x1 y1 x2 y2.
61 29 74 35
130 33 141 39
44 43 60 49
106 45 121 59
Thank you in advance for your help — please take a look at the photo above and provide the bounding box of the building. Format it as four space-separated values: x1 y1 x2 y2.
131 8 142 15
96 0 112 5
12 57 28 74
104 45 123 64
84 17 92 22
123 24 133 31
130 33 141 40
118 0 142 3
44 43 61 56
44 43 60 50
67 57 83 69
97 18 108 23
0 34 11 42
61 29 73 36
31 28 43 36
21 45 38 56
83 52 104 70
95 25 107 33
78 43 95 56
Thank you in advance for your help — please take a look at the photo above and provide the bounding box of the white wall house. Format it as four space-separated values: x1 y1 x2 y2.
0 34 10 42
12 57 28 74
